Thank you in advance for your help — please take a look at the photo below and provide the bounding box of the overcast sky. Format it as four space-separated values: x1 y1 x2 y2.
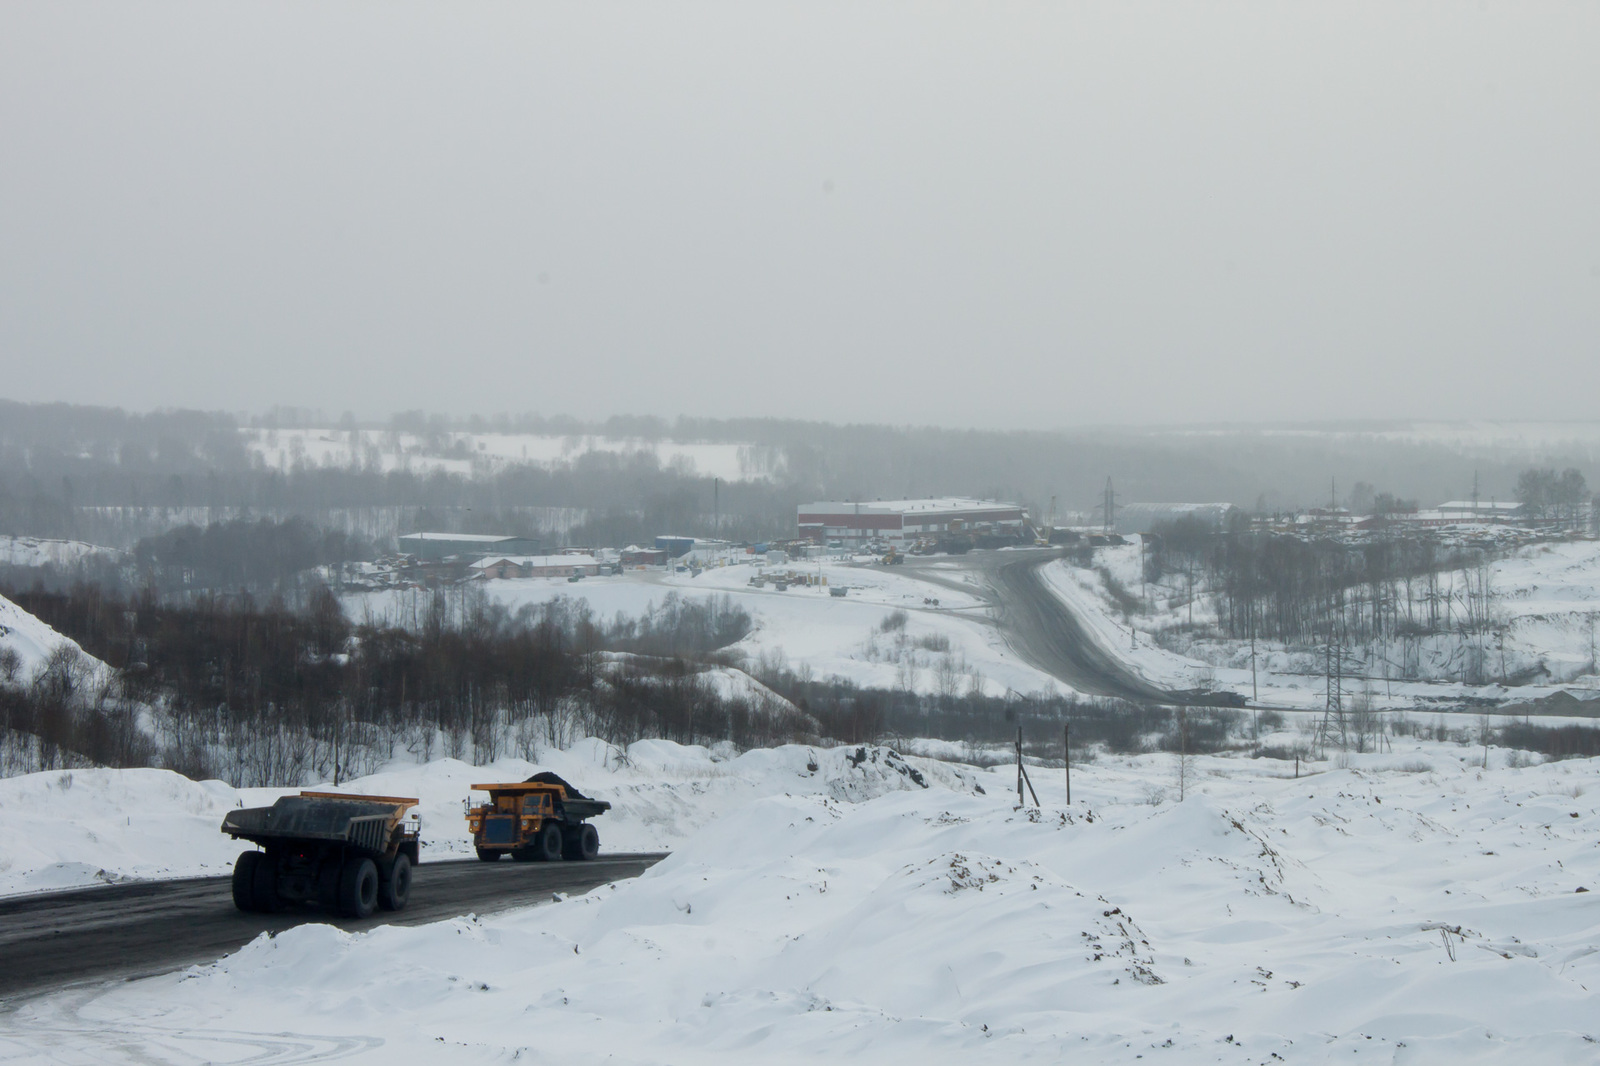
1 3 1596 429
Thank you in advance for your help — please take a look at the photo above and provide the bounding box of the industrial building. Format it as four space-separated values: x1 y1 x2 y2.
621 545 670 567
469 554 600 580
397 532 541 561
797 498 1027 546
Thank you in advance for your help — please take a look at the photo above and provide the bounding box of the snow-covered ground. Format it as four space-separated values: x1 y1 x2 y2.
244 427 783 481
0 535 121 570
347 559 1069 699
0 591 105 681
1041 542 1600 710
2 737 1596 1063
0 740 980 898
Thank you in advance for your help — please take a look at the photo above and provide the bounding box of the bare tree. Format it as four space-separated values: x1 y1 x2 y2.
1173 707 1194 802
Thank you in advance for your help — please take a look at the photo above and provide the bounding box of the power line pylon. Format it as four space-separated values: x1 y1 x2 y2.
1100 477 1117 534
1317 625 1353 754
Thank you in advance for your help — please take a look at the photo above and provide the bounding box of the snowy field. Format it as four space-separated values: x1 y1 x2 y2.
344 542 1600 710
2 737 1597 1063
0 535 120 570
243 428 783 481
1041 542 1600 710
347 559 1068 699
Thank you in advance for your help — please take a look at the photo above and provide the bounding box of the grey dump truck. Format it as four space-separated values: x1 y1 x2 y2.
222 791 421 918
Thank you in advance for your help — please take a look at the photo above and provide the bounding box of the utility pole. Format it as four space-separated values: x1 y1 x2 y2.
1318 619 1348 754
713 478 720 541
1140 534 1147 604
1064 721 1071 806
1250 604 1258 704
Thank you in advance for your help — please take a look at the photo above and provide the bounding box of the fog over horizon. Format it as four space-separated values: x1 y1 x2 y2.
2 4 1597 429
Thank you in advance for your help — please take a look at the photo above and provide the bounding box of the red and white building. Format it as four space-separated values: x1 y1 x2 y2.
797 498 1027 546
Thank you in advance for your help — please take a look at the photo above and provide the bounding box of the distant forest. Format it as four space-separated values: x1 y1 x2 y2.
3 400 1597 553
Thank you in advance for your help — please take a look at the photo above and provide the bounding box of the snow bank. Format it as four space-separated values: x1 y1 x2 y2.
8 746 1596 1063
0 740 983 897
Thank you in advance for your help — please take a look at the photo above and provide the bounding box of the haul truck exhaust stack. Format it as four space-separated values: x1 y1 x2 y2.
222 792 421 918
467 773 610 862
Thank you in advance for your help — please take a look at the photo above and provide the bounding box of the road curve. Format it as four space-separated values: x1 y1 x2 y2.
986 555 1182 702
0 852 666 999
894 549 1184 703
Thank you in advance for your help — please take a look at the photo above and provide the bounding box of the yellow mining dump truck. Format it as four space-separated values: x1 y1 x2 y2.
222 791 421 918
467 772 611 863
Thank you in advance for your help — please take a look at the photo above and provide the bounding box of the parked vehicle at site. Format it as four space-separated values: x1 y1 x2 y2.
467 773 611 862
222 792 421 918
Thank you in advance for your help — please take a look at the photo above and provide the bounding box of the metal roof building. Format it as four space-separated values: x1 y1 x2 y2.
396 532 542 561
797 497 1026 545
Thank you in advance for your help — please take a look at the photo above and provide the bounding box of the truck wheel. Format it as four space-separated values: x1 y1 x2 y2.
576 823 600 861
252 852 281 912
475 847 502 862
339 856 379 918
232 852 262 912
378 854 411 911
535 821 563 862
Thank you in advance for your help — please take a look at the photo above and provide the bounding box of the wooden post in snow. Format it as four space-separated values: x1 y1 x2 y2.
1015 725 1040 807
1016 726 1024 806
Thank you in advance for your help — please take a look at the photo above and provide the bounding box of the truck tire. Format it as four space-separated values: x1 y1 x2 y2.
232 851 262 912
475 847 502 862
575 823 600 861
378 854 411 911
252 851 281 912
535 821 563 862
339 856 379 919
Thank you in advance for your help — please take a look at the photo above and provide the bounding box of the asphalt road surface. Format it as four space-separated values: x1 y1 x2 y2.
986 554 1184 703
0 852 666 999
896 549 1188 704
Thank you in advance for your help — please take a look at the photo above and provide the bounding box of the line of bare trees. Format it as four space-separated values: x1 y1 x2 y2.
0 582 819 786
1149 518 1494 649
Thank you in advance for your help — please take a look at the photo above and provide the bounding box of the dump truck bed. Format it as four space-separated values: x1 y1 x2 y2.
468 781 611 819
221 792 419 854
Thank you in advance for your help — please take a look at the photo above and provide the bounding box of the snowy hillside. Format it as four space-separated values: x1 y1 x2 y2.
0 591 105 682
348 560 1067 699
244 427 785 482
3 741 1595 1063
0 740 982 897
1042 543 1600 708
0 535 121 570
